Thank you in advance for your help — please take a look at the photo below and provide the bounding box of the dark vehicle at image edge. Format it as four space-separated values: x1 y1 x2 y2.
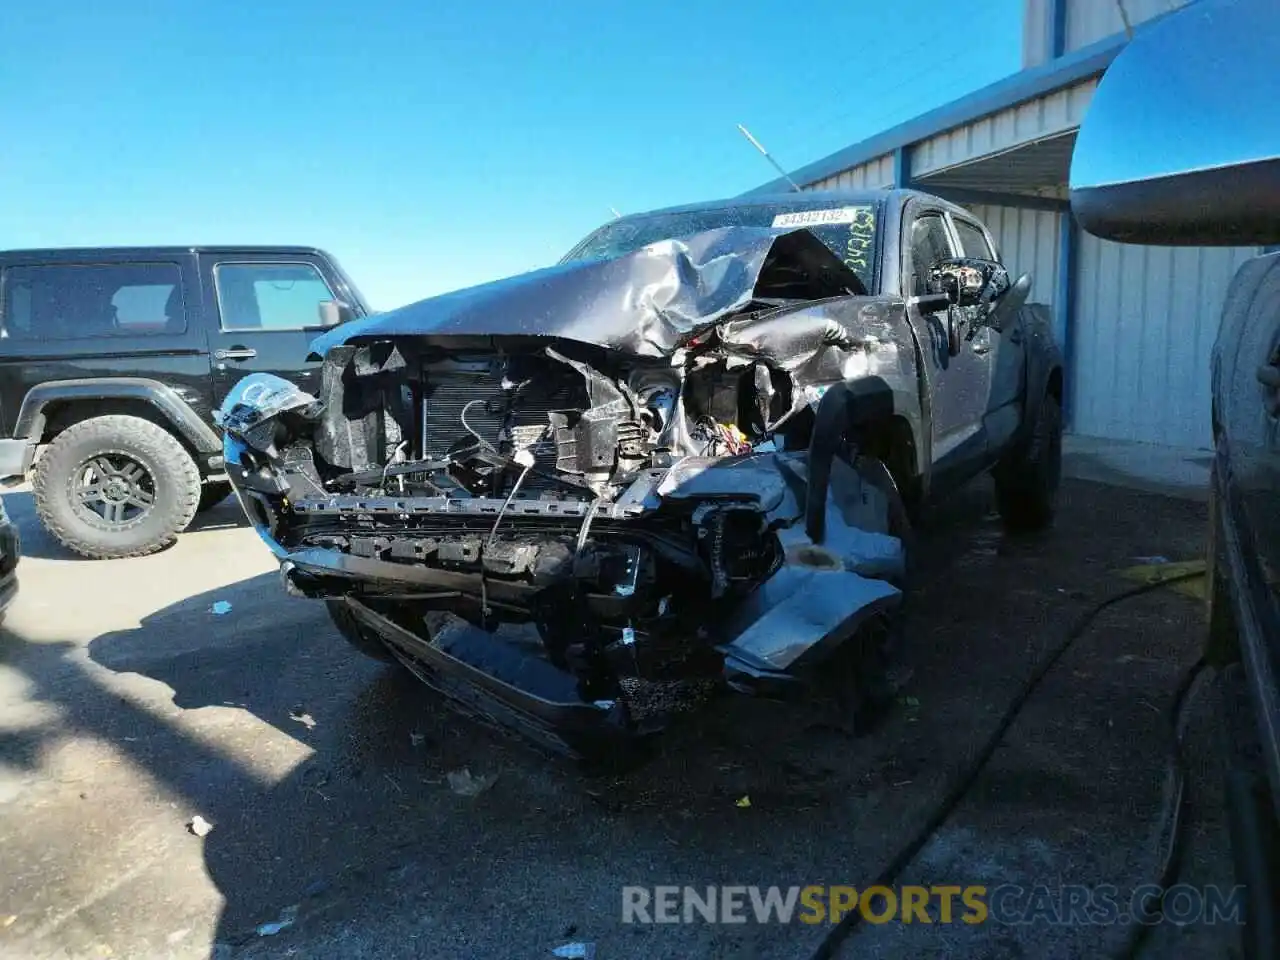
0 246 368 559
217 188 1064 758
1069 1 1280 956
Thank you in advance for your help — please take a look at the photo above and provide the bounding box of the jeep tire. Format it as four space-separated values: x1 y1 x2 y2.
32 414 202 560
994 393 1063 531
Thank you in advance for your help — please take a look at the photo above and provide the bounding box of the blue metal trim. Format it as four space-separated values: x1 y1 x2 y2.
893 147 910 188
1056 212 1078 429
1050 0 1068 58
922 187 1069 213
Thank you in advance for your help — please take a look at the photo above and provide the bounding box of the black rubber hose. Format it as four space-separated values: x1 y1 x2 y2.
810 569 1207 960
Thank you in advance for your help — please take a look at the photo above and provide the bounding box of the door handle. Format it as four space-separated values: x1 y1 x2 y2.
214 347 257 361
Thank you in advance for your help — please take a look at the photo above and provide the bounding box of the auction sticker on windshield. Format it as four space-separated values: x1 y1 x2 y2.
772 207 870 228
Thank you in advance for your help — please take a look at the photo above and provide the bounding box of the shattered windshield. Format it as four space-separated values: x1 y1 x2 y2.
563 202 880 291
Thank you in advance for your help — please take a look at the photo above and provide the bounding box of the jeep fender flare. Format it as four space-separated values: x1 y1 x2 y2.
14 378 221 454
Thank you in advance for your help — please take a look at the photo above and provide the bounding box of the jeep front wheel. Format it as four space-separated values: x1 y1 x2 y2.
32 415 202 560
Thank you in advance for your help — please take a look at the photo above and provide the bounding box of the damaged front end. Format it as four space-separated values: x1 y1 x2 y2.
218 227 908 757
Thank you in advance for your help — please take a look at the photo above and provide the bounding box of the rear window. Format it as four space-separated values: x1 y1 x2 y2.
1 262 185 340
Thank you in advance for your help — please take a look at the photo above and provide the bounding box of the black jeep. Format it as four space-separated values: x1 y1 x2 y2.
0 246 367 558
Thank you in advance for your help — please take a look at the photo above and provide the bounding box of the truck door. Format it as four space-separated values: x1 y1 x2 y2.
948 214 1026 455
199 253 348 406
901 208 993 485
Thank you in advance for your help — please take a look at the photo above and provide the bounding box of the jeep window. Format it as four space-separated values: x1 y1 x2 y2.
1 263 184 340
906 214 955 297
213 262 336 332
952 218 996 261
563 202 878 293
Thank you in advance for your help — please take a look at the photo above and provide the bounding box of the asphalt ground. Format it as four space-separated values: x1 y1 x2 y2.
0 476 1237 959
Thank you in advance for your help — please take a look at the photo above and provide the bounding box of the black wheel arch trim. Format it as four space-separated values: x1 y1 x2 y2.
1014 304 1065 448
14 378 221 454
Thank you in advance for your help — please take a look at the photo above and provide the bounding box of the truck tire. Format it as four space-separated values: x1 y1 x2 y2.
197 481 233 513
994 394 1063 531
325 597 398 662
32 414 202 560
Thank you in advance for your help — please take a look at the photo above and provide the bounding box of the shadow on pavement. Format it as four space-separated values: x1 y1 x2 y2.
0 476 1228 959
0 488 248 561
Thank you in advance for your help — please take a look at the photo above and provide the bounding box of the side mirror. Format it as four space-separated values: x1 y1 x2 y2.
928 258 1011 309
1069 0 1280 245
317 299 354 327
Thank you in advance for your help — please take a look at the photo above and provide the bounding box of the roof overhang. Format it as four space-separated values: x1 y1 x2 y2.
912 131 1077 206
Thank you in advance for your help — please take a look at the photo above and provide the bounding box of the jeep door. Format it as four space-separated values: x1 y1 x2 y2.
0 252 213 437
199 253 351 406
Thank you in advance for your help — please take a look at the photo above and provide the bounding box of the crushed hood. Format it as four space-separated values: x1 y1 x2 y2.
308 227 866 360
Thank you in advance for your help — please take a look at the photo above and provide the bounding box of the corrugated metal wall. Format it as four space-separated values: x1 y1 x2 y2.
809 153 895 192
1022 0 1194 68
1064 0 1191 55
912 79 1094 178
1072 238 1259 448
968 203 1063 328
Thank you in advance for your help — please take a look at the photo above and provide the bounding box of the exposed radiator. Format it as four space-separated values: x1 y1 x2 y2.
420 368 581 491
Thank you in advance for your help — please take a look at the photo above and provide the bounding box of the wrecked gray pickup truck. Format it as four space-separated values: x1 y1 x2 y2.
216 190 1064 758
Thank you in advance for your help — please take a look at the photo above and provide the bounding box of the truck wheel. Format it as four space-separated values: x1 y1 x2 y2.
197 481 233 513
32 415 202 560
325 597 398 662
994 394 1063 531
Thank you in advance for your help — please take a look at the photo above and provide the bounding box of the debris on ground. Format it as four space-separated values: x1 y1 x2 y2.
446 768 498 797
210 600 232 616
2 915 15 928
1117 559 1207 600
1132 555 1170 565
409 732 425 747
735 795 751 809
288 708 316 729
255 904 298 937
551 943 596 959
187 815 213 837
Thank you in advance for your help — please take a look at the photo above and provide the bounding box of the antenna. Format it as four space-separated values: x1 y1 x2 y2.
737 124 802 192
609 207 623 219
1114 0 1135 39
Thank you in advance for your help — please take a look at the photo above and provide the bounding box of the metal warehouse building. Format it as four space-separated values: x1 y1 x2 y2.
747 0 1261 451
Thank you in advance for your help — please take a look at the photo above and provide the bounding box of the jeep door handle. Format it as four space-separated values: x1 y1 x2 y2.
970 340 990 355
214 347 257 361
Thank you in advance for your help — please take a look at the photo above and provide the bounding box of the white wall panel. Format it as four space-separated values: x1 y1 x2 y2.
912 80 1095 178
809 153 895 192
1072 236 1259 448
968 204 1063 316
1065 0 1189 55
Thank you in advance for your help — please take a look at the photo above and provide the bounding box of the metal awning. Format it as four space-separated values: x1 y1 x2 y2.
911 131 1076 201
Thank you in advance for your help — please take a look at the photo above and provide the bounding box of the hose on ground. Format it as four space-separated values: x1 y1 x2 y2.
810 570 1208 960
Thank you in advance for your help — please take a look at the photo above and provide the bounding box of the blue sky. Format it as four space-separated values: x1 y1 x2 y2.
1 0 1023 310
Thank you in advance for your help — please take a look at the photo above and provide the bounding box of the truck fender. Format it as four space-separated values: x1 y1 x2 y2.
14 378 222 454
1012 303 1065 447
